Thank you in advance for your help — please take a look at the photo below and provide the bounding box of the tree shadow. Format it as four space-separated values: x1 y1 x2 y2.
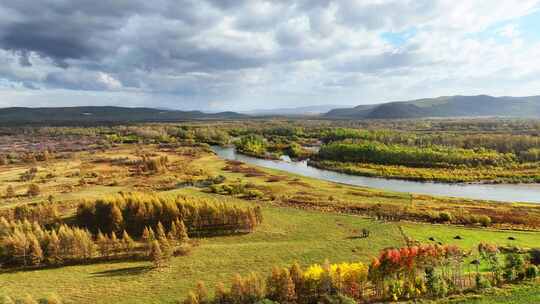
91 265 151 277
345 236 369 240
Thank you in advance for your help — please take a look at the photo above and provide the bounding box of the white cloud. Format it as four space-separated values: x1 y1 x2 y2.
498 24 520 39
0 0 540 110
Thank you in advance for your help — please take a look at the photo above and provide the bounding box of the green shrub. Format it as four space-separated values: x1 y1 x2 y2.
319 295 356 304
503 252 525 282
426 267 447 297
245 189 264 200
255 300 278 304
475 274 491 290
530 248 540 265
477 215 492 227
438 212 453 223
525 265 538 279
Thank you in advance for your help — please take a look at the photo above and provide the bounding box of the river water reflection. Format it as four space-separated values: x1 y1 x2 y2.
211 146 540 203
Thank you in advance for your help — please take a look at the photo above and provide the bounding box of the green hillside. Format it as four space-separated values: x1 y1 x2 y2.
324 95 540 119
0 106 246 125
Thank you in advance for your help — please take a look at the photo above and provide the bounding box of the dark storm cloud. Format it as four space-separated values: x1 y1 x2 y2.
0 0 224 66
2 22 95 64
0 1 147 64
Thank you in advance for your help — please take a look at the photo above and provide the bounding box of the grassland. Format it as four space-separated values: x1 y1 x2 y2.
0 190 405 303
0 143 539 303
442 283 540 303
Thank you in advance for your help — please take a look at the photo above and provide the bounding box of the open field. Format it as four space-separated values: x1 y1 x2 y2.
0 188 538 303
443 283 540 303
0 194 403 303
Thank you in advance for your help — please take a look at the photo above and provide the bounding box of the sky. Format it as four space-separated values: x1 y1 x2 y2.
1 0 540 112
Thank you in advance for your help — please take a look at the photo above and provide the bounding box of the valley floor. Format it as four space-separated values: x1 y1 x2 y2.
0 144 538 303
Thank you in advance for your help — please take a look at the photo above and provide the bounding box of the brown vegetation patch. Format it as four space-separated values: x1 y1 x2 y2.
266 175 288 182
287 181 312 188
223 164 266 177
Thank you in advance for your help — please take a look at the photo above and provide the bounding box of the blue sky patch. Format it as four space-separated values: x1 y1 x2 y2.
381 28 418 47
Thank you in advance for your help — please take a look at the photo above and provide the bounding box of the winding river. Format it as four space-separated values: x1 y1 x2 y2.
211 146 540 203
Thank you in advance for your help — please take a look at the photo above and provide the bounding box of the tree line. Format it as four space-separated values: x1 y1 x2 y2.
184 243 539 304
0 216 190 268
75 192 263 237
320 127 540 157
317 141 515 168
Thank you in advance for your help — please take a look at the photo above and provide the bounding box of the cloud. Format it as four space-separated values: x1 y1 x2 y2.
498 24 520 39
0 0 539 110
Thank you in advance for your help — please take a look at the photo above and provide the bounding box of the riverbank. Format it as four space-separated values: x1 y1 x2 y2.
308 159 540 184
212 146 540 203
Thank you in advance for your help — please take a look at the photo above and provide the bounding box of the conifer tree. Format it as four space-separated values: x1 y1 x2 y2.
156 221 167 241
280 269 296 304
168 221 178 241
289 262 304 296
28 234 43 266
141 227 153 255
122 230 135 253
150 240 163 268
10 229 29 266
176 219 189 243
148 227 156 240
110 232 119 257
47 230 62 265
254 206 263 224
27 183 40 197
214 283 228 304
267 267 281 301
57 225 73 258
71 227 84 260
195 281 208 304
72 228 94 260
319 260 333 295
244 273 266 302
230 274 245 304
96 231 110 258
141 226 151 242
110 204 123 233
5 185 15 198
183 291 199 304
32 221 45 239
156 222 172 259
158 235 172 261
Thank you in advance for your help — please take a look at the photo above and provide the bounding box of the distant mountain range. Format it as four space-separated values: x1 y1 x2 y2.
2 95 540 125
0 106 246 125
246 104 349 116
324 95 540 119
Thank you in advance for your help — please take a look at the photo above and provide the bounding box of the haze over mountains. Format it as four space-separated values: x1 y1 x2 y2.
0 106 246 125
245 105 349 116
1 95 540 125
324 95 540 119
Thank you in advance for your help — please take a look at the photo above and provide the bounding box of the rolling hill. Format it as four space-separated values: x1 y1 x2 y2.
0 106 247 125
324 95 540 119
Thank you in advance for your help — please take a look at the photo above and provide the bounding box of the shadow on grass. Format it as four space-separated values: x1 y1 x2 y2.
345 235 369 240
91 265 152 277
